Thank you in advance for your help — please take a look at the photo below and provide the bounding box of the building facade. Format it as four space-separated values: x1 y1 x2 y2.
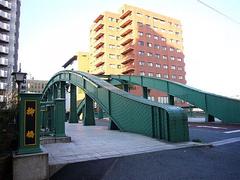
80 4 186 104
26 79 48 93
0 0 21 105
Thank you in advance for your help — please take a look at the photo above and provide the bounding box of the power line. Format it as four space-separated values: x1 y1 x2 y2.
197 0 240 25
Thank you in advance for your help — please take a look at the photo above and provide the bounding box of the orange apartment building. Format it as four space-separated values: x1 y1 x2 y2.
83 4 186 104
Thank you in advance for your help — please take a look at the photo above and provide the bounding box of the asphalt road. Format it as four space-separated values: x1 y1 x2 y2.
51 122 240 180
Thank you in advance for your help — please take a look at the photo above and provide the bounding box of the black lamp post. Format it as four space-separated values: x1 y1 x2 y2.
11 71 27 95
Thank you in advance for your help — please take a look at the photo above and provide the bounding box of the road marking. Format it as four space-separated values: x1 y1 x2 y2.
196 125 227 130
224 129 240 134
211 137 240 146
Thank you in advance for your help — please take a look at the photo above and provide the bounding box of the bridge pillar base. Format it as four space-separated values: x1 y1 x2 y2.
205 114 215 122
109 120 119 130
83 94 95 126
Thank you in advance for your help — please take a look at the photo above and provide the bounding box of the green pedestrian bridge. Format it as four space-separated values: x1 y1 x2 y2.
39 70 240 144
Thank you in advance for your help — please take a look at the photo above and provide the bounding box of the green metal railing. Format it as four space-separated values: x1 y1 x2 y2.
109 75 240 124
41 70 189 142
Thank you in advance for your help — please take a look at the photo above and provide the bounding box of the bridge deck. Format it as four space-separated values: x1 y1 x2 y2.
42 121 203 165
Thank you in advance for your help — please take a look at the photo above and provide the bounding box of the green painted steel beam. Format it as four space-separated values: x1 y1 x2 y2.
42 70 189 142
110 75 240 124
69 84 78 123
83 94 95 126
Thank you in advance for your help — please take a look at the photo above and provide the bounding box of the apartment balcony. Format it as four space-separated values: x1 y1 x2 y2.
120 10 132 19
94 14 104 23
0 10 11 21
94 29 104 40
120 27 132 37
0 82 6 90
0 69 7 78
121 44 134 55
121 56 134 65
0 57 8 66
0 0 11 10
95 60 104 67
120 33 133 46
94 22 104 32
0 45 9 54
120 18 132 28
0 95 6 102
0 33 9 42
94 37 104 49
122 65 135 74
0 22 10 31
95 48 104 58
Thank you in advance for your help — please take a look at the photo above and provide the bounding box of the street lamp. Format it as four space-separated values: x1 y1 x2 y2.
11 71 27 94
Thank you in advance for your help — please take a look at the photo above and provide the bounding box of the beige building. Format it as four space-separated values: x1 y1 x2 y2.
26 79 48 93
78 4 186 103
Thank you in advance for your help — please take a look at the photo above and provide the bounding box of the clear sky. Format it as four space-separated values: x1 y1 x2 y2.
19 0 240 97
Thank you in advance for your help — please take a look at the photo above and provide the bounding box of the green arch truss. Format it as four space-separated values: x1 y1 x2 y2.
109 75 240 123
41 70 189 142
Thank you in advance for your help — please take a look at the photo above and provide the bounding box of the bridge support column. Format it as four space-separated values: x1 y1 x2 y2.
54 98 66 137
123 83 129 92
168 95 174 105
205 114 215 122
69 84 78 123
143 87 148 99
83 94 95 125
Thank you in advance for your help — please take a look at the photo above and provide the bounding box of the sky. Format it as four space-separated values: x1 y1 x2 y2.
19 0 240 98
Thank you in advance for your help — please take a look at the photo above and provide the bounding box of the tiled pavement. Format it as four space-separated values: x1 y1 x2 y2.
42 122 203 165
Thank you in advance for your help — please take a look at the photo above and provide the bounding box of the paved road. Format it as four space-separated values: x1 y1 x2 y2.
51 122 240 180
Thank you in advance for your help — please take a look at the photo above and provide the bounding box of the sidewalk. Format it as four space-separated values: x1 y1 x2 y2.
42 122 203 166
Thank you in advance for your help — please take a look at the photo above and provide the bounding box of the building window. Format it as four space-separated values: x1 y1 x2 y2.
156 73 161 78
163 65 168 69
163 74 169 79
108 26 114 30
146 24 151 28
139 61 145 66
177 58 182 62
116 36 120 40
179 75 183 79
160 19 166 24
136 12 143 17
153 26 158 30
138 41 144 46
178 66 183 71
162 46 167 51
109 44 115 49
109 35 115 39
154 35 159 40
176 40 181 44
137 22 143 27
147 42 152 47
169 30 174 34
175 31 180 35
147 52 153 57
110 64 117 68
172 75 176 79
177 49 181 53
156 64 161 68
146 15 150 19
155 54 160 59
109 54 116 59
148 72 153 77
154 44 160 49
140 72 145 76
108 17 116 22
146 33 151 38
138 31 144 36
170 47 174 52
162 55 167 60
161 37 166 41
160 29 166 33
147 62 153 67
170 56 175 61
138 51 145 56
171 65 176 70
